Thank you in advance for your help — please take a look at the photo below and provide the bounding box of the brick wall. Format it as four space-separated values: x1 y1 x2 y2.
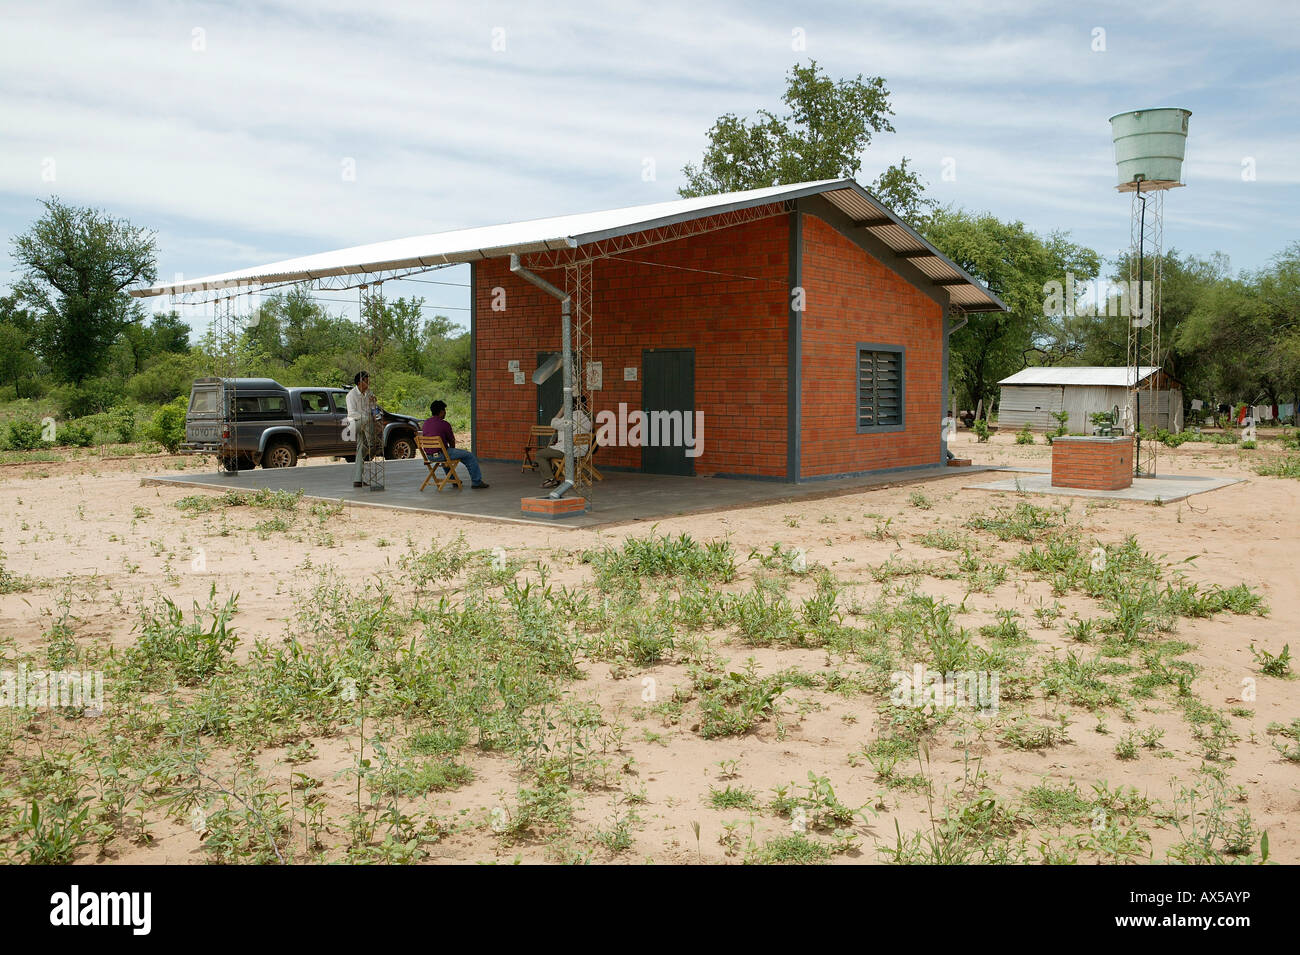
1051 437 1134 490
798 214 945 478
473 210 790 476
473 209 949 481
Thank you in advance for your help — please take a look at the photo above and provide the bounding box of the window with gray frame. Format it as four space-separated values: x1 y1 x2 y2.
857 344 904 432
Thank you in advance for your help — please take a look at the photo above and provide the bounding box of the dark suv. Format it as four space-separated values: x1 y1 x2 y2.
184 377 420 470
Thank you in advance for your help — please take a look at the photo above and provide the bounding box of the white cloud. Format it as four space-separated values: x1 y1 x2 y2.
0 0 1296 299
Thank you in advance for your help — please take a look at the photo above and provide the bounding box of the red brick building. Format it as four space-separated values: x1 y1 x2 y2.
134 178 1005 485
469 180 1005 481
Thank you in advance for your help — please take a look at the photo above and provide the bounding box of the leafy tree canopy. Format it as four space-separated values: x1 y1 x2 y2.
679 61 932 221
11 197 156 384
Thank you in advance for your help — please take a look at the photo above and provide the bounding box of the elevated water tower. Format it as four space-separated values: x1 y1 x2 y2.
1109 107 1191 476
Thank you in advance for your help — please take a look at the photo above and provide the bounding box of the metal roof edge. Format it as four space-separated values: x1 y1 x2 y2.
127 178 1006 310
565 179 854 247
834 180 1008 312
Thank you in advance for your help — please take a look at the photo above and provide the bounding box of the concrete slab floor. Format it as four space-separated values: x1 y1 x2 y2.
143 458 993 529
964 471 1244 503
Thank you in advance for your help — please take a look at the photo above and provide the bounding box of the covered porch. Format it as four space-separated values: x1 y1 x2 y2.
144 459 989 529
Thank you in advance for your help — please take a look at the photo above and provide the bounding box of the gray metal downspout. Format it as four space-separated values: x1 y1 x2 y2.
787 207 803 483
509 254 575 499
943 307 968 462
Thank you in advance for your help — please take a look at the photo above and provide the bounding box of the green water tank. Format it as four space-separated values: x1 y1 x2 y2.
1109 108 1191 190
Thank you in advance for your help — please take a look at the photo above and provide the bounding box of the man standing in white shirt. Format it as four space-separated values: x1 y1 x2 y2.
346 371 375 487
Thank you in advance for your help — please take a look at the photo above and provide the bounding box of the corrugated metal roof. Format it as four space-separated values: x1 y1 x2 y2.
999 366 1162 387
130 178 1006 311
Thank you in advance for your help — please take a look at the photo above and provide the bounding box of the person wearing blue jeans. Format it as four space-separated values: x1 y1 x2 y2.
422 400 488 489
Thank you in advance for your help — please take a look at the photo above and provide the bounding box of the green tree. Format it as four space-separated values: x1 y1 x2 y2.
0 292 40 398
147 311 192 355
679 61 931 220
1252 242 1300 408
11 197 157 384
924 207 1100 415
1178 244 1300 409
0 322 37 399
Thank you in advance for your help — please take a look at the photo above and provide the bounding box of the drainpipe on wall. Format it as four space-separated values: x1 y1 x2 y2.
943 310 969 461
510 254 575 499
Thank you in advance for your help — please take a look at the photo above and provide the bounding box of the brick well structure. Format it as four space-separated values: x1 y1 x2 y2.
1051 435 1135 490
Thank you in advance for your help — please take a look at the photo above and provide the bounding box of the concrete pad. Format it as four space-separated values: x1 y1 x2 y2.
963 471 1244 503
143 458 992 529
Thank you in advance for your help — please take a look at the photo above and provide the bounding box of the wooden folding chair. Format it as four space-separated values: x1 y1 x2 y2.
581 435 603 483
549 433 602 484
416 435 463 491
522 425 557 473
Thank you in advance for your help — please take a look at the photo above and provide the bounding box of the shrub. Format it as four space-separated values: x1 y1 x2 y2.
972 418 990 443
5 418 47 451
77 405 137 444
55 422 93 447
145 396 188 452
126 351 199 404
1049 410 1070 437
1015 424 1035 445
58 378 125 418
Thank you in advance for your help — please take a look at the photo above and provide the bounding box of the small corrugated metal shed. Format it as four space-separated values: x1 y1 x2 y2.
998 366 1183 433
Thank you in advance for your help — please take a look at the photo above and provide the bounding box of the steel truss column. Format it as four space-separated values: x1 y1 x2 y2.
1127 186 1163 477
566 259 594 499
359 284 385 491
213 295 239 475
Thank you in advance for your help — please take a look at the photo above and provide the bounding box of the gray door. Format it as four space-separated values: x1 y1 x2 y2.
537 352 562 425
641 348 695 476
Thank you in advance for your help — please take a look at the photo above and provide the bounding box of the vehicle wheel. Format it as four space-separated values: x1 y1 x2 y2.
263 441 298 468
387 434 415 459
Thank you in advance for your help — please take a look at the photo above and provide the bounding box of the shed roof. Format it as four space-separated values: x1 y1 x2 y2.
999 366 1164 387
129 179 1006 311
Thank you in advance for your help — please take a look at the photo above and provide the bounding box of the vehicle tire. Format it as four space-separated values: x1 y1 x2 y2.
386 433 415 460
263 441 298 468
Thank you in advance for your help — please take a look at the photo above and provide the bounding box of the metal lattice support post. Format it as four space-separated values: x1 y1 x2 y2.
567 260 594 498
359 284 385 491
213 295 239 475
1127 186 1163 477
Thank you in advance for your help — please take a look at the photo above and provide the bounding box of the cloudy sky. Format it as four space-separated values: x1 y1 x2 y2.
1 0 1297 333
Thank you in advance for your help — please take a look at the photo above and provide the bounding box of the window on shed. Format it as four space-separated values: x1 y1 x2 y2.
857 345 904 432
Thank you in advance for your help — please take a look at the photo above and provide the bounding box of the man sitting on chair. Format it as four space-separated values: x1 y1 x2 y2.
422 400 489 489
539 395 592 488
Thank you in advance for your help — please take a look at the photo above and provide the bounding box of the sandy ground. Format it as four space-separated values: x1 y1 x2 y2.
1 430 1297 864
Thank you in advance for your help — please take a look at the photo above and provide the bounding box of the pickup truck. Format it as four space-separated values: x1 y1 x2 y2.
183 377 420 470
